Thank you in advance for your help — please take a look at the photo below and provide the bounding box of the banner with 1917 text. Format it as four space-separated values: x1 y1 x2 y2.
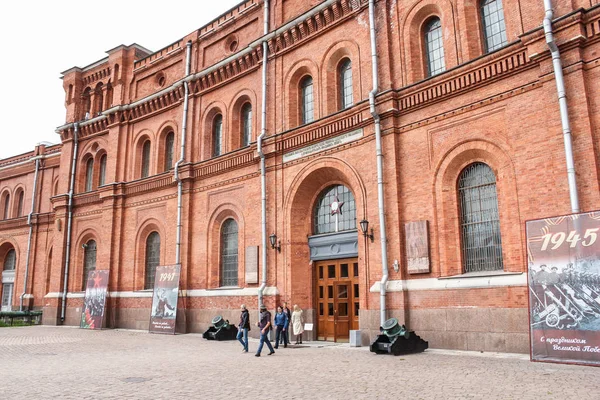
526 211 600 366
80 270 109 330
149 264 181 335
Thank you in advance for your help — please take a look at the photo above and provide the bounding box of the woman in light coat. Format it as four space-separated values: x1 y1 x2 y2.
291 304 305 344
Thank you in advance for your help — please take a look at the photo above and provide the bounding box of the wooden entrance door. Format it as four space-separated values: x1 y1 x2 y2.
315 258 359 342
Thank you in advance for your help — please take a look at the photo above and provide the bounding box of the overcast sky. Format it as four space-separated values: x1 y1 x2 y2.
0 0 242 160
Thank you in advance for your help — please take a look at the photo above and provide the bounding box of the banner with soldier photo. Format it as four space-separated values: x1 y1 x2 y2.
80 270 110 330
149 264 181 335
527 211 600 366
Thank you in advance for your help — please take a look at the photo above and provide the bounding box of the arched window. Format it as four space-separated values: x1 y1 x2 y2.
300 76 314 124
339 59 353 110
220 219 239 287
85 158 94 192
81 240 97 290
3 249 16 271
145 232 160 290
424 18 445 77
141 140 151 178
458 163 504 273
3 194 10 220
213 114 223 157
164 131 175 171
98 154 107 186
94 83 104 115
241 103 252 147
481 0 507 53
82 87 92 119
313 185 357 235
16 190 24 217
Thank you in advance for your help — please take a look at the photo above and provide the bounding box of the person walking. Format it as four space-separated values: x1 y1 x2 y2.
291 304 304 344
237 304 250 353
273 306 289 349
255 304 275 357
282 301 292 344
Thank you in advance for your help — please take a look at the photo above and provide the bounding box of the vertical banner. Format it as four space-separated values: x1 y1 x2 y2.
526 211 600 366
149 264 181 335
80 270 109 330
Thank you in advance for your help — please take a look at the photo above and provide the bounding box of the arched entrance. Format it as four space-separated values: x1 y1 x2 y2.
285 160 366 342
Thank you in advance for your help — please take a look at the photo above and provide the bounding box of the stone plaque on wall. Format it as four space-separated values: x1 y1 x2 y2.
245 246 259 284
405 221 430 274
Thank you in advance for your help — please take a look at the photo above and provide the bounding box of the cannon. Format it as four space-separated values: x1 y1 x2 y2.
202 315 238 341
370 318 428 356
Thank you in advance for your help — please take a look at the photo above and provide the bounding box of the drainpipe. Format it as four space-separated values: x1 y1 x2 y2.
543 0 579 213
368 0 389 327
257 0 269 316
175 41 193 265
61 123 79 322
20 156 41 311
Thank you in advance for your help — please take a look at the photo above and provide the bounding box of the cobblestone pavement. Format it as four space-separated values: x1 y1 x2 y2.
1 326 599 400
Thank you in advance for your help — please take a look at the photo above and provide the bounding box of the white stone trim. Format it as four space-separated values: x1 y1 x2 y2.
370 273 527 293
44 286 279 299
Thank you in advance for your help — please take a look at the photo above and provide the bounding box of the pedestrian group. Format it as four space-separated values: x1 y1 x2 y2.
236 301 305 357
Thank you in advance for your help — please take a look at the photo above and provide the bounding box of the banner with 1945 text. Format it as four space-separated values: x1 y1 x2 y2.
527 211 600 366
149 264 181 335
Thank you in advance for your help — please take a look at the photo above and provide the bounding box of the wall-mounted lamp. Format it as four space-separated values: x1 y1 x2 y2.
81 243 88 249
269 233 281 252
359 219 374 242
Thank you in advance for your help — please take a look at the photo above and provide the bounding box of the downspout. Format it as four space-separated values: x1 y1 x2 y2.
543 0 579 213
61 123 79 322
368 0 389 327
257 0 269 315
175 41 193 265
20 156 41 311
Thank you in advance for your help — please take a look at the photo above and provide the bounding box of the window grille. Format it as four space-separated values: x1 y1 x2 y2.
242 104 252 147
301 76 314 124
164 131 174 171
145 232 161 290
82 240 97 290
313 185 357 235
85 158 94 192
424 18 445 77
458 163 504 273
141 141 151 178
339 59 353 110
213 115 223 157
481 0 507 53
98 155 107 186
3 249 16 271
220 219 239 287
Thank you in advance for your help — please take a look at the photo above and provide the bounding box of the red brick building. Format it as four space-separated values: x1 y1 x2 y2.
1 0 600 353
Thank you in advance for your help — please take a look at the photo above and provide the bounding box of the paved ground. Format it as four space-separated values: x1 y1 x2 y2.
0 326 599 399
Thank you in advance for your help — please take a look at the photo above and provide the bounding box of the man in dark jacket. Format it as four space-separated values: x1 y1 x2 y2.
255 304 275 357
274 306 289 349
283 302 292 344
237 304 251 352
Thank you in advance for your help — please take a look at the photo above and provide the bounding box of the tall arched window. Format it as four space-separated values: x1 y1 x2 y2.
141 140 151 178
300 76 314 124
220 219 239 287
145 232 160 290
3 194 10 220
94 83 104 115
458 163 504 273
3 249 16 271
98 154 107 186
82 87 92 119
164 131 175 171
339 59 353 110
313 185 357 235
424 18 445 77
241 103 252 147
85 158 94 192
213 114 223 157
16 190 24 217
81 240 97 290
481 0 507 53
